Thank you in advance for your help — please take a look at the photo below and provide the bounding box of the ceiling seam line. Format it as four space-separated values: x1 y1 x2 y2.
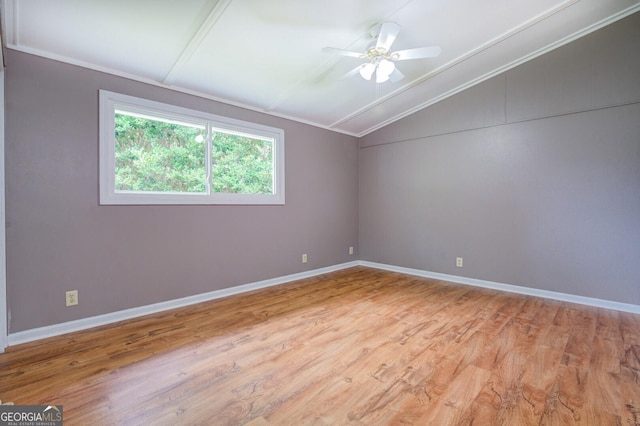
162 0 233 86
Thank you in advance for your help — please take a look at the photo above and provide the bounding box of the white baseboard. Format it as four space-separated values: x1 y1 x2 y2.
359 261 640 314
8 259 639 346
7 261 359 346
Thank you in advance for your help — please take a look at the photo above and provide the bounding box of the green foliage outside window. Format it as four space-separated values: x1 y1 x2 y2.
211 131 273 194
114 113 274 194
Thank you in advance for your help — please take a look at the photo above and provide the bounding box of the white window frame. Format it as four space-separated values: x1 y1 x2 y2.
99 90 285 205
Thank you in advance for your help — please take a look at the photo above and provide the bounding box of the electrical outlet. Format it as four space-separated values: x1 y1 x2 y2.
456 257 463 268
302 253 308 264
66 290 78 306
349 246 354 255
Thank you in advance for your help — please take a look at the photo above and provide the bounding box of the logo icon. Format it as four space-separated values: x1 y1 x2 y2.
0 404 63 425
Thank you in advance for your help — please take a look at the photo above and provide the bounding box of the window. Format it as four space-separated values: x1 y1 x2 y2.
99 90 284 205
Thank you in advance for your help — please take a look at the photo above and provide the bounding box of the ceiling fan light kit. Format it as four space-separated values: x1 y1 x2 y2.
325 22 441 84
359 58 395 82
359 62 376 80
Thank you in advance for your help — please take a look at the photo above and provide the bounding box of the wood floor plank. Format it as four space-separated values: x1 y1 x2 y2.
414 364 492 425
470 352 543 424
1 266 639 425
539 305 599 425
621 365 640 426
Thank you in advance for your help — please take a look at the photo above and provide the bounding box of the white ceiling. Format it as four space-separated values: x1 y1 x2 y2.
1 0 639 136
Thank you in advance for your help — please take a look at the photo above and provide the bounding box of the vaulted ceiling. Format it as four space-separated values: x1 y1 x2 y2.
1 0 639 136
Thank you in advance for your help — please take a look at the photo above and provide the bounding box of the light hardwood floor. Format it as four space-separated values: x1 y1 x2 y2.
1 267 640 425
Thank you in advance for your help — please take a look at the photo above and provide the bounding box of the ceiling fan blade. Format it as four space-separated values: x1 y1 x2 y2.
389 68 404 82
340 65 364 80
322 47 364 59
375 22 401 52
393 46 442 60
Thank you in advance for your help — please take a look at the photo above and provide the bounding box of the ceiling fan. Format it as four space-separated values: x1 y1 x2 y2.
323 22 441 83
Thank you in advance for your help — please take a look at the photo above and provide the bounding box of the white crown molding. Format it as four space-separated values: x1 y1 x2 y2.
1 43 359 138
0 0 354 136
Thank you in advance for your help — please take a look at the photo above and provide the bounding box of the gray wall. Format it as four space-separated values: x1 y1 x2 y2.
5 50 359 333
360 12 640 304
